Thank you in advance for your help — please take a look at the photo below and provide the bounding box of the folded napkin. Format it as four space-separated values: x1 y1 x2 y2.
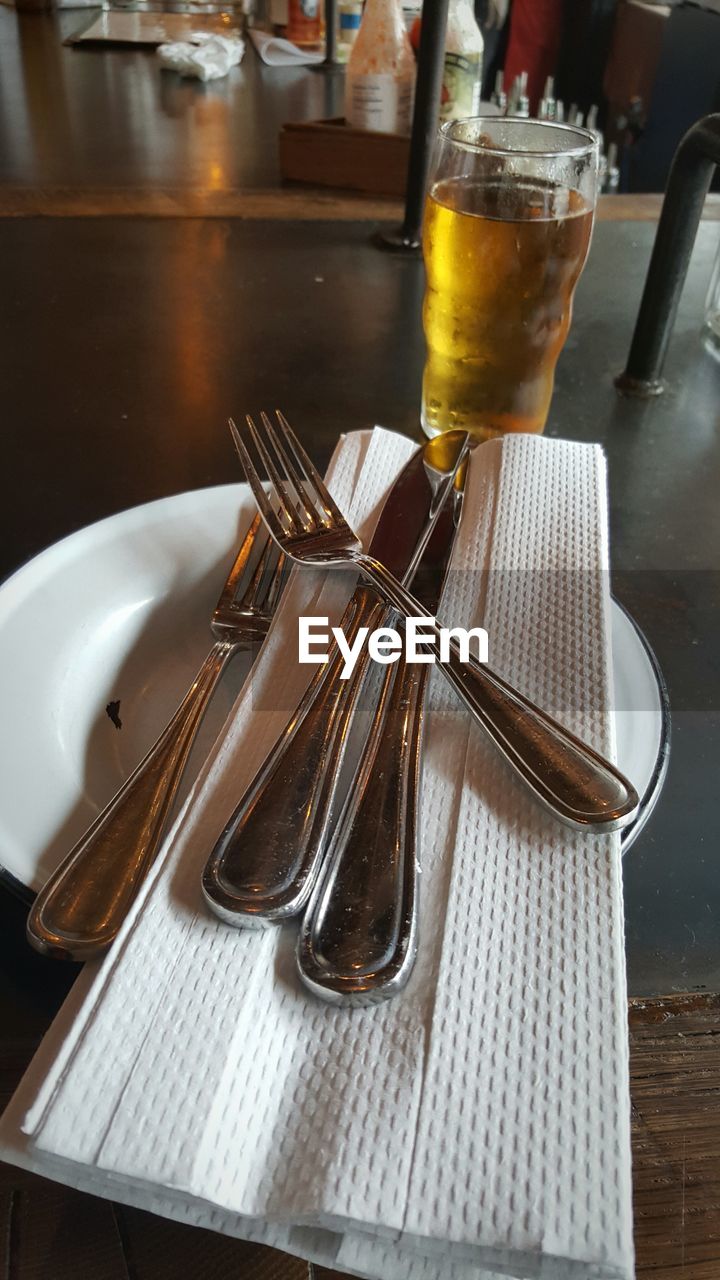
249 27 324 66
0 428 633 1280
157 33 245 81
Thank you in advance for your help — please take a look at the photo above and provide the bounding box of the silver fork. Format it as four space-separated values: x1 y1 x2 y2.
231 411 639 834
27 515 286 962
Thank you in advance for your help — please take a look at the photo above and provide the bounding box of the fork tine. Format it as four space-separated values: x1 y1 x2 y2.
247 535 287 615
214 510 264 613
263 548 289 615
274 410 347 526
246 414 309 536
236 524 275 609
260 411 324 530
228 419 287 543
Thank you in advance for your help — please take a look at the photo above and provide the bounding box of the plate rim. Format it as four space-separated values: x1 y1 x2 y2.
613 598 671 855
0 482 247 604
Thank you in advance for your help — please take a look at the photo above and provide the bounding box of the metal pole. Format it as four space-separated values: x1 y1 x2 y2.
311 0 342 73
324 0 338 66
376 0 449 252
615 114 720 397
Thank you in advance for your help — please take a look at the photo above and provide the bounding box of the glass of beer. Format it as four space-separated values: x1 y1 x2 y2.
422 118 599 441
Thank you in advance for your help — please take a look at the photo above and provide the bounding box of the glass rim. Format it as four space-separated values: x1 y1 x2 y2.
439 116 599 160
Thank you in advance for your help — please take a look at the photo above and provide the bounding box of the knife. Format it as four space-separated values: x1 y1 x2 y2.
202 431 470 927
296 458 468 1005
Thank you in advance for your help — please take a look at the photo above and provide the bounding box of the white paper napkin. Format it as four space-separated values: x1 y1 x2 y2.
158 33 245 81
249 28 324 66
0 428 633 1280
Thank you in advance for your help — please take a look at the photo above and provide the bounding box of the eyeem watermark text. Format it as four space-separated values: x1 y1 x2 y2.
299 616 489 680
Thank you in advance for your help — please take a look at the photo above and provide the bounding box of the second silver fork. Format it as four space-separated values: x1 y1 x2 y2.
27 514 285 962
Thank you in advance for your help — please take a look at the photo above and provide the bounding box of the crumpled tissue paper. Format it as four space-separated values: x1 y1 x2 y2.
157 32 245 81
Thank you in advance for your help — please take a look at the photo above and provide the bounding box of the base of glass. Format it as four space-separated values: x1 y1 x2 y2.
420 410 441 440
420 408 546 444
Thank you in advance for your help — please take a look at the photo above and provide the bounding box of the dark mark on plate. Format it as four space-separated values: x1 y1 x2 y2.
106 700 122 730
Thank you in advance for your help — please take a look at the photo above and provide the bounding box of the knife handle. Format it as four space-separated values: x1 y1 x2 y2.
298 655 426 1005
27 640 237 962
202 587 385 926
357 555 639 833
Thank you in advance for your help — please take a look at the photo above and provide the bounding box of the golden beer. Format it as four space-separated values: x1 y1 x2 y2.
422 176 594 441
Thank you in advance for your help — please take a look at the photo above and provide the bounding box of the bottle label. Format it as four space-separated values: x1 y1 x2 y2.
345 73 414 135
300 0 319 15
440 52 482 121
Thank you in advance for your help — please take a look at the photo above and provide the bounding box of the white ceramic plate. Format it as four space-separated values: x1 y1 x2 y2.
0 485 669 896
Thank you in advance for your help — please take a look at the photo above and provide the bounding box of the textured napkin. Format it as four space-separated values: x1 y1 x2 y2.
0 428 633 1280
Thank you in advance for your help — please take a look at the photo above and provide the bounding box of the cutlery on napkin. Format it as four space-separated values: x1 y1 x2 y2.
0 427 634 1280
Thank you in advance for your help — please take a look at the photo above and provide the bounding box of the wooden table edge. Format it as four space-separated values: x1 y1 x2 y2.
0 189 718 221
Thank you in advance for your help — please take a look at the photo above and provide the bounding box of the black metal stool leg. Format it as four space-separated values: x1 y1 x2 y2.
311 0 343 73
375 0 450 252
323 0 338 67
616 113 720 398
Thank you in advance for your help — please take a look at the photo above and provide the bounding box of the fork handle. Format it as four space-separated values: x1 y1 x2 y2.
27 641 238 962
202 587 385 927
357 555 639 833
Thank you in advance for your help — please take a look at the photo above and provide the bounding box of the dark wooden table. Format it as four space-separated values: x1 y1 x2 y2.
0 6 345 191
2 214 718 999
0 8 719 1275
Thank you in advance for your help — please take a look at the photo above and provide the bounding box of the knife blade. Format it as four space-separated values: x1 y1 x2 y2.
296 451 470 1005
202 431 469 927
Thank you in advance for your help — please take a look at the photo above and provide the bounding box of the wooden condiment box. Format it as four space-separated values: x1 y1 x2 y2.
279 117 410 197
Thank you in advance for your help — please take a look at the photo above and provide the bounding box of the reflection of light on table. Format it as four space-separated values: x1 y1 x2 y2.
10 15 73 182
186 98 234 195
170 221 229 409
208 159 225 190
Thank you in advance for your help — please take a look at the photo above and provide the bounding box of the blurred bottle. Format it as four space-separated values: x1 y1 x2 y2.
337 0 362 60
506 71 528 114
538 76 556 120
491 69 507 112
286 0 322 46
602 141 619 194
584 105 605 163
440 0 484 121
268 0 289 32
345 0 416 135
401 0 422 33
512 71 530 117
